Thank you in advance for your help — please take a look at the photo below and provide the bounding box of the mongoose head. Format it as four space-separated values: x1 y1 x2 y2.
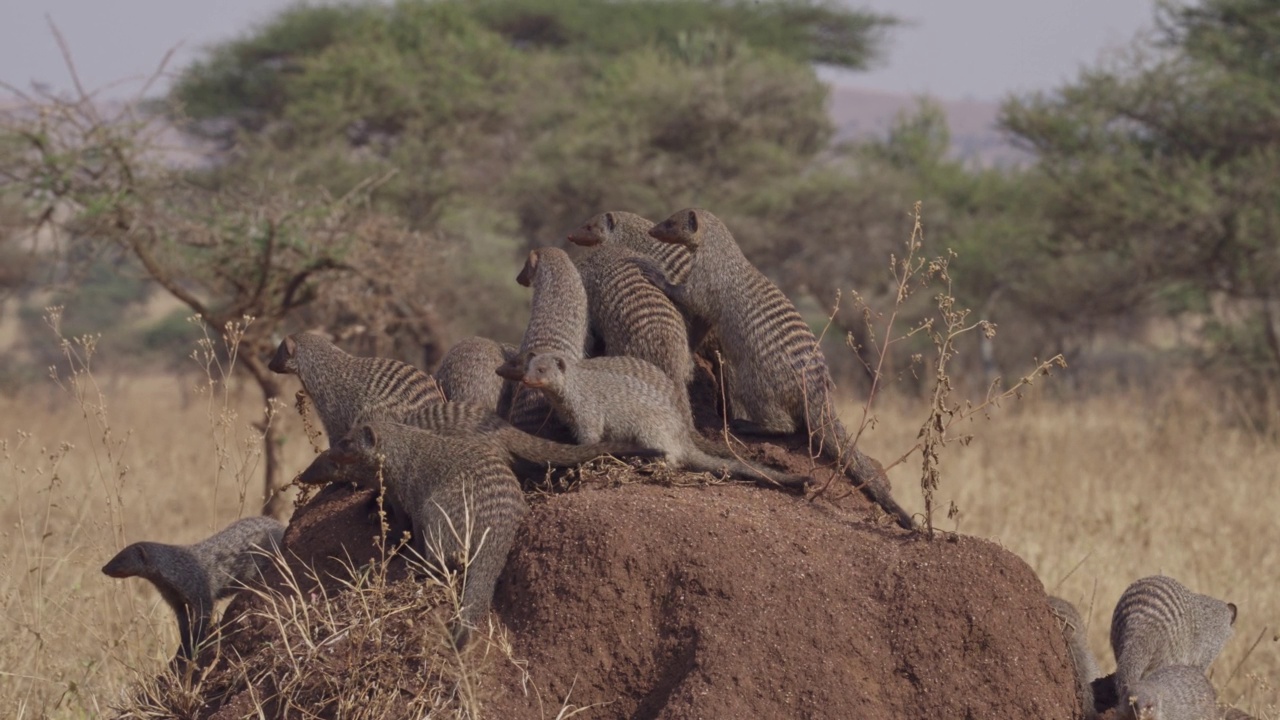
102 542 153 578
566 211 650 247
649 208 709 249
494 355 526 382
520 351 569 391
269 332 338 375
296 448 346 485
516 247 573 287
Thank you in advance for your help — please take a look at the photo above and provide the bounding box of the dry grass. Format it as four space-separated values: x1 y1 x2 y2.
858 388 1279 718
0 333 1275 716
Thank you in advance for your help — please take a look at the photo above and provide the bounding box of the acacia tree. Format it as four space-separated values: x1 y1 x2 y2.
1000 0 1280 393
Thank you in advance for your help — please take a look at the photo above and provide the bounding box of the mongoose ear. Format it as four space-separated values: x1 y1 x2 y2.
555 355 566 372
284 336 297 357
1228 602 1238 624
517 250 538 287
604 212 616 232
360 424 378 449
686 210 699 233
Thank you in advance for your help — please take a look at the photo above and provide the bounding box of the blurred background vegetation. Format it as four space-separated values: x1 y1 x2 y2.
1 0 1276 426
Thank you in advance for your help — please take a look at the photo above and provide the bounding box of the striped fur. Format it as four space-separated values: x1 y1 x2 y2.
435 336 518 411
522 351 809 490
568 210 693 283
572 242 695 389
1118 665 1218 720
502 247 589 438
269 332 445 446
642 208 913 528
1111 576 1236 705
327 421 527 649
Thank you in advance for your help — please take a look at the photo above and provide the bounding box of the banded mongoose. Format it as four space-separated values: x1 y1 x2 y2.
636 207 914 528
434 336 518 411
269 332 445 445
1110 575 1237 705
1049 595 1101 719
567 210 692 284
1117 665 1218 720
520 350 810 490
500 247 590 438
102 516 286 664
568 210 713 352
568 236 695 390
320 420 527 648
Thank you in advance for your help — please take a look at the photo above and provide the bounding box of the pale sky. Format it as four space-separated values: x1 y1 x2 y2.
1 0 1158 102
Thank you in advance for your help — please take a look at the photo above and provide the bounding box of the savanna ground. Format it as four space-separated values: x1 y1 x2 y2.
0 322 1276 718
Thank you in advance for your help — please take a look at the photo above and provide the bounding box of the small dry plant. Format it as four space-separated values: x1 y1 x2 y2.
843 202 1066 535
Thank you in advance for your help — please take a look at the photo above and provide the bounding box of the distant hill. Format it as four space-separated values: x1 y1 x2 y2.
825 82 1032 167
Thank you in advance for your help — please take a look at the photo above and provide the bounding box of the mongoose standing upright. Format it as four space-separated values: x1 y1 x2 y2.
568 233 695 390
1110 575 1236 705
1116 665 1218 720
500 247 590 438
319 420 527 648
102 516 286 664
1049 595 1101 719
434 336 518 411
637 208 913 528
520 350 810 490
269 332 445 446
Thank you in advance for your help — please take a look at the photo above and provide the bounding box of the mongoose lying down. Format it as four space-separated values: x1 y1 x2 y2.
517 350 811 491
1110 575 1236 707
635 207 914 528
301 421 527 649
102 516 285 665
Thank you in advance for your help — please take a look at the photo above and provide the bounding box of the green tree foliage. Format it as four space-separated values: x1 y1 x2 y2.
1001 0 1280 386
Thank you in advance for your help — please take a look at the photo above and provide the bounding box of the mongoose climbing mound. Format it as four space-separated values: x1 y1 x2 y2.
638 207 914 528
102 516 285 664
317 420 527 648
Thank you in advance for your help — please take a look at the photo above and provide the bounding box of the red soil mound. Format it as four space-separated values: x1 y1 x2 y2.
481 480 1078 719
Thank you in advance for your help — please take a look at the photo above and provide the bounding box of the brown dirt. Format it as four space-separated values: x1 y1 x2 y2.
148 361 1085 719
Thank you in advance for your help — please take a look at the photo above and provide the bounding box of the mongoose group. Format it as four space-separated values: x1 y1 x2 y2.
1050 575 1241 719
96 205 956 666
